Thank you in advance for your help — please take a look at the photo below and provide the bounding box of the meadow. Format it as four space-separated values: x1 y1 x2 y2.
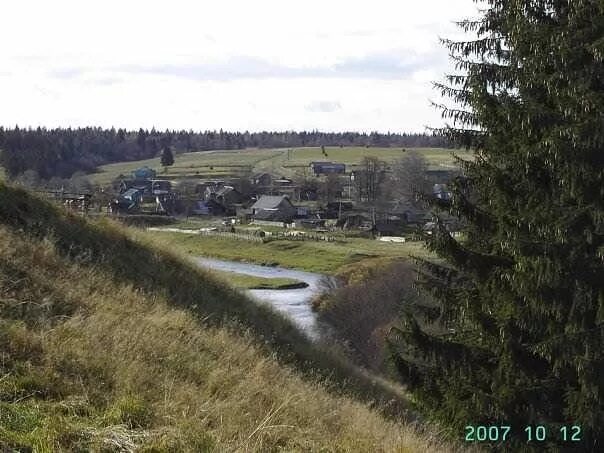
148 230 430 274
282 146 471 171
89 148 284 185
210 269 306 289
90 146 471 185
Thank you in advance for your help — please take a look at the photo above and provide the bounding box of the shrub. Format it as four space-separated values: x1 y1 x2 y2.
314 260 423 372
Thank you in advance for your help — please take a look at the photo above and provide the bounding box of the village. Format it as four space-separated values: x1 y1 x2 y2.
79 154 463 243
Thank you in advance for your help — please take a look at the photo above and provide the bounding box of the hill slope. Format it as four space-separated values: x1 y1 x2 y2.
0 184 457 452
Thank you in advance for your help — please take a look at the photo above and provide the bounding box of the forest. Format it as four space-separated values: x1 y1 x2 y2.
0 127 450 180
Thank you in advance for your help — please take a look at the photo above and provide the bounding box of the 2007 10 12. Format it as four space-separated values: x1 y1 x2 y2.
465 425 582 443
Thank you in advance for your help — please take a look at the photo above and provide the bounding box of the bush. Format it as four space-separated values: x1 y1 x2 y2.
315 260 423 372
115 215 177 228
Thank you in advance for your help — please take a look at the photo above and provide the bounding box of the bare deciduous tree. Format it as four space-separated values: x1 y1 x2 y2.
388 150 430 206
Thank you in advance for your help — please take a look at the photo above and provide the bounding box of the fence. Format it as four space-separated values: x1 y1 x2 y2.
148 227 339 243
198 230 264 242
262 231 339 243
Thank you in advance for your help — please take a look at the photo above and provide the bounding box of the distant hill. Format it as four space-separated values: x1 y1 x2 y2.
0 183 456 452
0 126 452 181
90 146 471 186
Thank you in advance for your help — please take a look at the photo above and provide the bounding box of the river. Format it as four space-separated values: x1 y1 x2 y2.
194 257 332 340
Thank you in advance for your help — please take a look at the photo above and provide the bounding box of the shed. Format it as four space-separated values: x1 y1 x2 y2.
310 162 346 176
132 166 157 180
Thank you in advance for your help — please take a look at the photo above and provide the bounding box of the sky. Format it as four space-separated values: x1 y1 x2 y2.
0 0 482 133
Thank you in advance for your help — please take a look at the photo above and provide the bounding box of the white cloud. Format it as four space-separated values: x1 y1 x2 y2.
305 100 342 113
0 0 482 132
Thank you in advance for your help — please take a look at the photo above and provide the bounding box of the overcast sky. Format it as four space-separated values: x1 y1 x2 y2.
1 0 481 133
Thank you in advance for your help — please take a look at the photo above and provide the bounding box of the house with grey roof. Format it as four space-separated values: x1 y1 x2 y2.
251 195 297 225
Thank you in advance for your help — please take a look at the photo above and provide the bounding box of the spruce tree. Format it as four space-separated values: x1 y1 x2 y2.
160 146 174 172
388 1 604 451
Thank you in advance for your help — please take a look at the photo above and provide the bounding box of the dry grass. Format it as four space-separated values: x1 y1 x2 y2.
0 228 456 452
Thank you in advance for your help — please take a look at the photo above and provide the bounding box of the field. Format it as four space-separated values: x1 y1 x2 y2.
89 148 283 185
210 269 306 289
281 146 471 171
149 231 430 274
90 146 472 185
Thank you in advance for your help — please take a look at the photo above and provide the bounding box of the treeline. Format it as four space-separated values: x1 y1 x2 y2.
0 126 451 180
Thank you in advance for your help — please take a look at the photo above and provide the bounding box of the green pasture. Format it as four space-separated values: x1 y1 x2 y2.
209 270 306 289
90 146 472 185
89 148 285 185
148 230 430 274
283 146 468 167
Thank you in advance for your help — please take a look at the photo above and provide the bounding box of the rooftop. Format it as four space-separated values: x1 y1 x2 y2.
251 195 291 210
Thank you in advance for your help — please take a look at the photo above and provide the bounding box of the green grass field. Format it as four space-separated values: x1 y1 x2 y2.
283 146 471 168
90 146 472 185
210 269 306 289
90 148 285 185
149 231 429 274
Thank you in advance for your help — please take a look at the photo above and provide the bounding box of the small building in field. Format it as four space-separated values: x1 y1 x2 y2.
132 166 157 180
310 161 346 176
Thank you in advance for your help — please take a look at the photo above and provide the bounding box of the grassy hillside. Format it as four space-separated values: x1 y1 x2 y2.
281 147 470 169
90 146 471 185
90 148 284 185
0 183 461 452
